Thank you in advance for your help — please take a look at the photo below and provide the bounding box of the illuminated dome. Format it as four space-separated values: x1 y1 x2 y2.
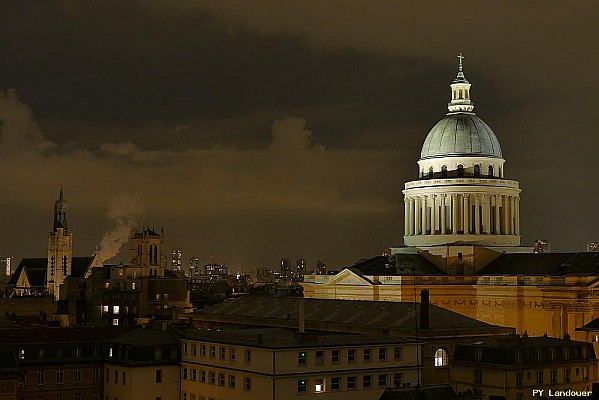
420 113 502 160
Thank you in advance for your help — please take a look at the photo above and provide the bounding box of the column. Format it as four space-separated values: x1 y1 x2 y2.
510 196 516 235
415 197 421 235
502 195 508 235
441 195 447 234
484 194 491 234
451 194 458 234
421 196 428 235
494 195 501 235
474 194 480 234
430 194 437 235
404 197 410 236
462 194 469 234
515 196 520 235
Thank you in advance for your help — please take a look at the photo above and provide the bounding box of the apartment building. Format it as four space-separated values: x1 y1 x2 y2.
180 328 420 400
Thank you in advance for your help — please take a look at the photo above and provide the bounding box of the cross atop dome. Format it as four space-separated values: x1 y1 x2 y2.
448 53 474 113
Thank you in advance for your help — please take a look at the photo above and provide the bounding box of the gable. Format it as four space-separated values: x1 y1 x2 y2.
16 269 31 288
322 268 374 287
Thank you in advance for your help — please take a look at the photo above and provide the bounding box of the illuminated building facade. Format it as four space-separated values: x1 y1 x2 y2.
302 56 599 345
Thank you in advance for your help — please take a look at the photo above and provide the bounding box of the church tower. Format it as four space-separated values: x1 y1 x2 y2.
47 188 73 300
128 227 165 277
403 54 521 249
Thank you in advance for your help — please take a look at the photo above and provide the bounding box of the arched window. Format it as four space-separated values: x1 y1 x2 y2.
458 89 463 99
441 165 448 178
488 165 494 177
465 90 469 99
428 167 433 178
434 348 448 367
457 164 464 177
474 164 480 177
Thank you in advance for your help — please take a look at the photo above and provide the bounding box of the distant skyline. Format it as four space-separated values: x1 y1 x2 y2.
1 1 598 270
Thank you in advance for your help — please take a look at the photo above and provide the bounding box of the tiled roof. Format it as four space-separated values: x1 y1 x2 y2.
478 252 599 276
197 296 510 336
351 254 446 276
183 327 412 349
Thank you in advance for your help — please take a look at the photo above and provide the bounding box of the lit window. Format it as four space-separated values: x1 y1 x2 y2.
315 378 324 392
113 306 119 314
108 347 113 358
112 319 119 326
102 305 108 313
298 352 307 365
297 379 308 393
434 348 448 367
105 282 110 288
19 349 25 360
131 282 136 290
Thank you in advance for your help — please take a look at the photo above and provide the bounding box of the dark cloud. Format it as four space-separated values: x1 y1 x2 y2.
0 0 597 269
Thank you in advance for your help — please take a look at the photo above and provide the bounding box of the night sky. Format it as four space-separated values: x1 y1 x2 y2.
1 1 598 271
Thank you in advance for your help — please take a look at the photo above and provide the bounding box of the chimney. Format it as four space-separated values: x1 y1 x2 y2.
298 298 305 333
420 289 430 330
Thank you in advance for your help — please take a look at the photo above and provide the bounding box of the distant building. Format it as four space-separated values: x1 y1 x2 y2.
204 263 228 276
1 256 12 276
188 257 200 278
314 260 326 275
180 327 419 400
452 336 596 400
295 258 306 281
129 228 165 277
171 247 182 272
280 258 292 279
533 239 550 253
587 242 599 252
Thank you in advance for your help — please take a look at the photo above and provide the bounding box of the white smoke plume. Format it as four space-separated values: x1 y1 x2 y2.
98 194 144 263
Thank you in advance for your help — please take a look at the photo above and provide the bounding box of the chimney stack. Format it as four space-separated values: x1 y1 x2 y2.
298 298 305 333
420 289 430 330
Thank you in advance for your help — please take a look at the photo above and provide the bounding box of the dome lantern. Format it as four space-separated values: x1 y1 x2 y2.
448 53 474 113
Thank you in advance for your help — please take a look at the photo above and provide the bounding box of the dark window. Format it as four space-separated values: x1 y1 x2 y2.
393 373 403 387
348 376 357 389
474 370 482 384
363 375 372 388
348 349 356 363
155 369 162 383
488 165 494 177
394 347 402 360
474 164 480 177
516 372 523 386
457 164 464 177
536 371 543 384
315 350 324 365
378 374 387 386
363 349 371 362
428 167 433 178
441 165 448 177
332 350 340 364
331 377 341 390
379 348 387 361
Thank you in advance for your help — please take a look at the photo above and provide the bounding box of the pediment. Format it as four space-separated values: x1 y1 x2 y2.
322 268 373 286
